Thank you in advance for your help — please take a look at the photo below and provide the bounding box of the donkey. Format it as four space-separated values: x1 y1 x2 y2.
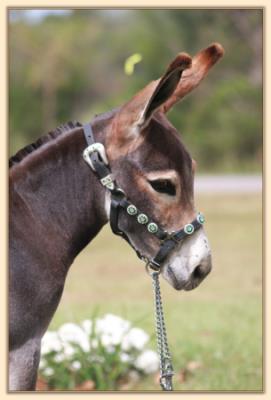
9 43 224 390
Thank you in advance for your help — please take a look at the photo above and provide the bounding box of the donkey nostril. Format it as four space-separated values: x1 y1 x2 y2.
192 264 206 280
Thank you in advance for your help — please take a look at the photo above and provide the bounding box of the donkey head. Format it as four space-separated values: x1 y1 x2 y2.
106 43 224 290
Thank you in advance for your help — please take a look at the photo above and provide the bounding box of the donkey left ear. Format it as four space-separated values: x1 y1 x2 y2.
160 43 224 113
114 53 192 137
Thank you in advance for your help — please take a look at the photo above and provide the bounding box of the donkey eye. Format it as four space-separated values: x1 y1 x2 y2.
148 179 176 196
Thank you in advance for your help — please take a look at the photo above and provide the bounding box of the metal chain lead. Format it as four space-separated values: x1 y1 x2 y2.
151 270 174 391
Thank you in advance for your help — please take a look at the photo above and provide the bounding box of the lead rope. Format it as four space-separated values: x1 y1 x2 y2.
150 269 174 391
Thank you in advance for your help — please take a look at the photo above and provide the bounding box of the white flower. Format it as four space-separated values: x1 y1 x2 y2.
96 314 130 336
62 342 76 358
100 333 114 349
71 360 81 370
98 334 116 353
81 319 93 335
120 353 132 363
41 331 62 355
58 323 90 352
95 314 131 347
134 350 159 373
122 328 149 351
43 367 54 376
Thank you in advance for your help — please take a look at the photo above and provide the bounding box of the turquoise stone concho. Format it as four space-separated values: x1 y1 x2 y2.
137 213 149 224
197 213 205 225
147 222 158 234
184 223 194 235
127 204 137 216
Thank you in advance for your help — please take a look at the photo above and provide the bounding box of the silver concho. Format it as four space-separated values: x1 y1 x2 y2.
184 223 194 235
127 204 138 216
147 222 158 234
197 213 205 225
137 213 149 224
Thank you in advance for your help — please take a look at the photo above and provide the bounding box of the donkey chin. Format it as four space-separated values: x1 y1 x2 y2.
162 228 212 291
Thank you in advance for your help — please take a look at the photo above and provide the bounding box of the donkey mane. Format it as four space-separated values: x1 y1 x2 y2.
9 121 82 169
9 108 120 169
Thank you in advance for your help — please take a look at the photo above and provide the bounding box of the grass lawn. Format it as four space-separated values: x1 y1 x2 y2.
49 193 262 391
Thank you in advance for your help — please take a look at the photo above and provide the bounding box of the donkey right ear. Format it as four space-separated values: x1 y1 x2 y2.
113 53 192 142
136 53 192 127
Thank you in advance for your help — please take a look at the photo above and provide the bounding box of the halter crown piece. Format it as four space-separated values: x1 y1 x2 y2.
82 123 205 391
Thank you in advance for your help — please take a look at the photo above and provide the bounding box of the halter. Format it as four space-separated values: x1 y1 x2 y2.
82 123 205 272
82 122 205 391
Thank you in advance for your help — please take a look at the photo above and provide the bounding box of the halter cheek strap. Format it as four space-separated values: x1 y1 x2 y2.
82 123 205 271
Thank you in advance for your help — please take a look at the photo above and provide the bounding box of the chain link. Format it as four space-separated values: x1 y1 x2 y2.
151 270 174 391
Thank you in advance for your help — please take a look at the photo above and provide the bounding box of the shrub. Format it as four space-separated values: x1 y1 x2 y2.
39 314 159 390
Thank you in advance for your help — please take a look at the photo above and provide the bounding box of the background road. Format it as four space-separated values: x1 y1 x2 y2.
195 175 262 193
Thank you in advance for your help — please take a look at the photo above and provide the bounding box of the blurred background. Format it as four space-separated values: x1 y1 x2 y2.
9 9 262 391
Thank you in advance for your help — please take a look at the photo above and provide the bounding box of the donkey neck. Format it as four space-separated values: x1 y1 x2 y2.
9 116 115 268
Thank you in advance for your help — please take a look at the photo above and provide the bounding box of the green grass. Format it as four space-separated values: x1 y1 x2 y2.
49 193 262 391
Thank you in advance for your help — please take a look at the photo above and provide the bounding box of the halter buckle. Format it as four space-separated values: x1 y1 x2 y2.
83 142 108 171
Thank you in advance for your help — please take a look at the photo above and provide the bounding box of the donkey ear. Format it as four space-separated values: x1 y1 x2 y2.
161 43 224 113
117 52 192 133
138 52 192 126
